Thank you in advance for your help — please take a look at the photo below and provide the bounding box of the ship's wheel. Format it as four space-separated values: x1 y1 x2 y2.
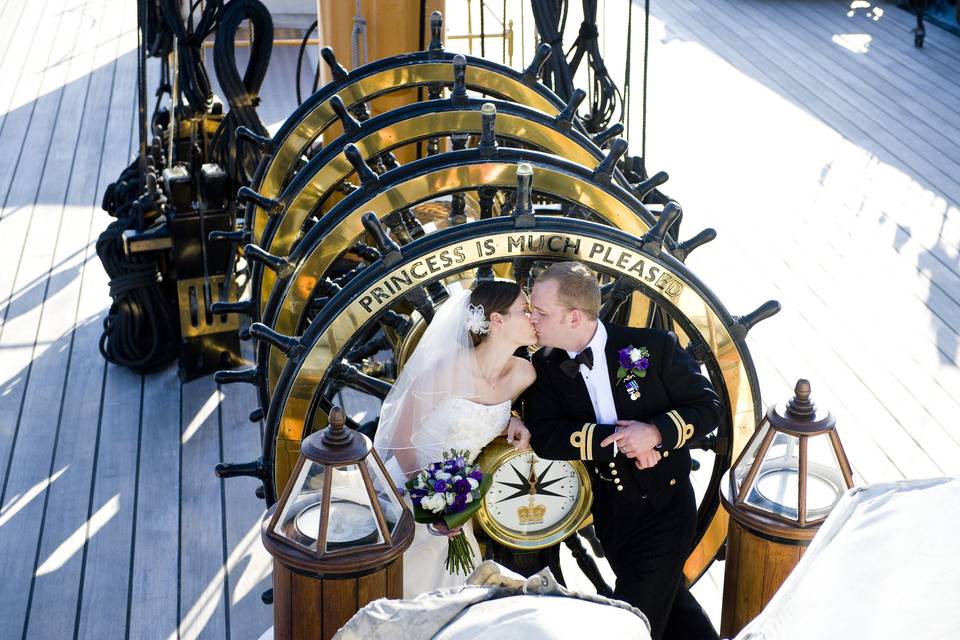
233 169 778 585
212 14 779 589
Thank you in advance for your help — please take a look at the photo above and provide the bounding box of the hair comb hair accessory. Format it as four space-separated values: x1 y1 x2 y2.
466 304 491 335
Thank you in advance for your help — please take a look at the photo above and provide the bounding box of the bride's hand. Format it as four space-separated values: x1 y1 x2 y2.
505 416 532 450
430 522 463 539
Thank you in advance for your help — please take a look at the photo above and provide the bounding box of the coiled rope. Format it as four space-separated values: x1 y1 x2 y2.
210 0 273 189
97 161 180 373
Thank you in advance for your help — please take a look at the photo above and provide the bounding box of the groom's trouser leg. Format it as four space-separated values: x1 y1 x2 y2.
594 483 716 640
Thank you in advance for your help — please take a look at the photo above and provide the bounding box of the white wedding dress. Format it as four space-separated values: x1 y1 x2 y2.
400 397 511 599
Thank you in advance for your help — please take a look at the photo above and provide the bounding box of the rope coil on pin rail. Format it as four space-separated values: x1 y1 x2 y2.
210 0 274 190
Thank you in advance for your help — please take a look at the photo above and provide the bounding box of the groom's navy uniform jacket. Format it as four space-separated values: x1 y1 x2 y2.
522 323 722 510
522 322 722 640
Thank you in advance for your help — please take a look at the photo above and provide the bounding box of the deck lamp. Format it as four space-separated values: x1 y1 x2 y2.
261 406 414 640
719 379 855 637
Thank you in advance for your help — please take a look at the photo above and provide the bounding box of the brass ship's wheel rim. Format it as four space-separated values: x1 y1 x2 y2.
258 149 659 407
262 216 762 585
247 50 565 246
251 98 622 321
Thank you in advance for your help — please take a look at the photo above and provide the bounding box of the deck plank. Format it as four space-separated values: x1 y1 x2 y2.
664 0 960 202
179 376 229 640
0 0 115 635
643 0 957 482
0 0 75 474
787 1 960 108
0 0 58 145
72 364 143 640
723 0 960 161
127 366 182 640
18 0 131 636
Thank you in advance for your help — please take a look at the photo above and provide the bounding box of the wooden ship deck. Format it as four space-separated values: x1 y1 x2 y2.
1 0 958 637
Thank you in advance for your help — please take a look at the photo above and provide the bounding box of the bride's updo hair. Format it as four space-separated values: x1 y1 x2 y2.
467 281 523 346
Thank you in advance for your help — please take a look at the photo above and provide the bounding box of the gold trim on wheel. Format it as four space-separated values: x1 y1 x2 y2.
258 109 603 312
251 63 562 246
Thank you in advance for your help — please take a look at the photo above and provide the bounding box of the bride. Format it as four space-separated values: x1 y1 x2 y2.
374 280 538 597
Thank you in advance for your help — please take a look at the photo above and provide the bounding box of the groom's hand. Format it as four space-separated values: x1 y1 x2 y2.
602 421 663 468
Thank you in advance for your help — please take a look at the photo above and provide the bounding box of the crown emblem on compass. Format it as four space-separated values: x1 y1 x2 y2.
518 500 547 525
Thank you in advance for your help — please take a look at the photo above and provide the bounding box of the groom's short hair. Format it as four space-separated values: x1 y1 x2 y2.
537 262 601 319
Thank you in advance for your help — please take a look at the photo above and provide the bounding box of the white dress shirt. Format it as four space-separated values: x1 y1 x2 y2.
567 322 618 425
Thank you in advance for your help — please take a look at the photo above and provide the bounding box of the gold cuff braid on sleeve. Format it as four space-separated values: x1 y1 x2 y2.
666 410 695 449
569 423 596 460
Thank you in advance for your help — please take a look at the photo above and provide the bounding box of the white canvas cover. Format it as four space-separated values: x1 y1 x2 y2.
333 561 650 639
736 477 960 640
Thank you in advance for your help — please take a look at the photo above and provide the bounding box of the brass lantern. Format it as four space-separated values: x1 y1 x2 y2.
727 379 854 528
720 379 855 637
261 407 414 640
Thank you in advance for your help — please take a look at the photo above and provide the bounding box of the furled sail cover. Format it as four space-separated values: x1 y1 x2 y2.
737 477 960 640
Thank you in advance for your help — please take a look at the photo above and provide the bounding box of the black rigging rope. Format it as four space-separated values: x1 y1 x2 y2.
210 0 273 189
295 19 321 106
97 161 180 373
530 0 625 134
157 0 223 118
530 0 576 102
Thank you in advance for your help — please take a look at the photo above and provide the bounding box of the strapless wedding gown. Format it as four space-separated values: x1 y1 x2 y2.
401 397 511 598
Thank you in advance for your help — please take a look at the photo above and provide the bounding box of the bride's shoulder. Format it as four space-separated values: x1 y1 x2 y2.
508 356 536 386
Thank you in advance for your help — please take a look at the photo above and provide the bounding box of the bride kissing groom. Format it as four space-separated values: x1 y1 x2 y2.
375 261 721 640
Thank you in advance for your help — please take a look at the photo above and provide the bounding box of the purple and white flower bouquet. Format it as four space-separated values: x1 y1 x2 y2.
405 449 492 575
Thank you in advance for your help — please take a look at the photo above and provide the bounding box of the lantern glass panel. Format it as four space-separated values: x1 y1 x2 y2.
802 433 847 520
365 456 403 537
273 460 326 551
733 421 771 496
325 464 385 553
746 430 802 519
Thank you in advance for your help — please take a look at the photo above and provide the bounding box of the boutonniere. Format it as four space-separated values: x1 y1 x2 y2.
616 346 650 400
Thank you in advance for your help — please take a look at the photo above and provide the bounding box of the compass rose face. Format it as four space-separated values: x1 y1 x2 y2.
485 451 581 533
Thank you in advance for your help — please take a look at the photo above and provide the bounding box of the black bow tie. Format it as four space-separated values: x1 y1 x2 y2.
560 347 594 378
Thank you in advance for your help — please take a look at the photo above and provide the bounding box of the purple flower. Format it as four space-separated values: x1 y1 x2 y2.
618 347 634 369
449 494 468 513
468 469 483 482
433 480 447 492
637 357 649 370
453 478 472 494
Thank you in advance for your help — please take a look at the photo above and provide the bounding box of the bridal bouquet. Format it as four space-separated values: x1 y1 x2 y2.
405 450 492 575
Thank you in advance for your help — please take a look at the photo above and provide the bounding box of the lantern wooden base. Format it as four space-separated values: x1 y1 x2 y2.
719 520 809 638
272 556 404 640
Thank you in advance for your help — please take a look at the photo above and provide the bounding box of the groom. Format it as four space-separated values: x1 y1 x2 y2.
522 262 721 640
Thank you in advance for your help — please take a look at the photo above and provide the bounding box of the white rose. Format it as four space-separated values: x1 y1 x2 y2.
465 493 474 504
428 493 447 513
468 478 479 490
630 348 644 362
445 492 456 506
435 471 452 481
419 495 434 511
